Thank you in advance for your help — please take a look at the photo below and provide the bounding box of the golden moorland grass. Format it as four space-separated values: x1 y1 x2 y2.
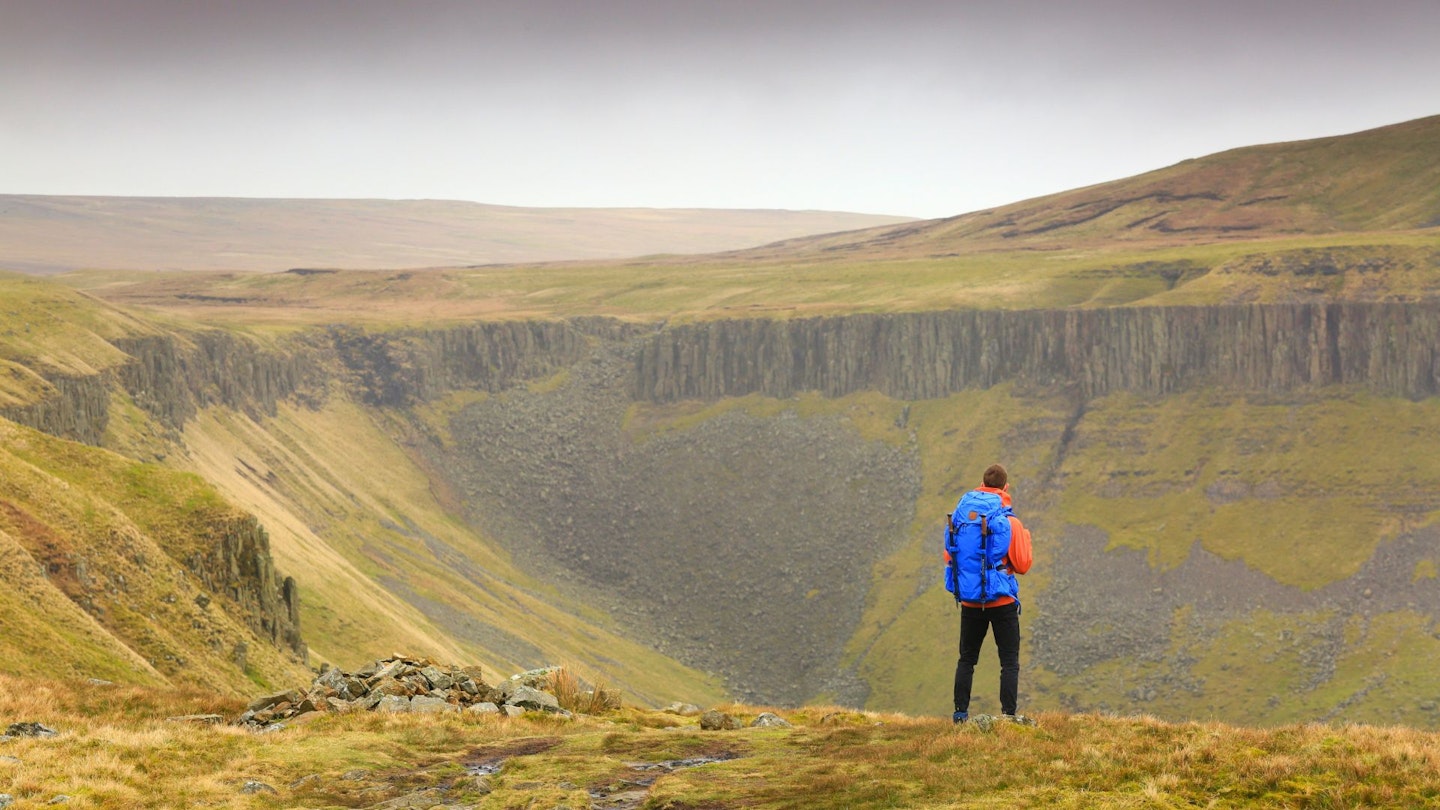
52 230 1438 331
3 673 1440 809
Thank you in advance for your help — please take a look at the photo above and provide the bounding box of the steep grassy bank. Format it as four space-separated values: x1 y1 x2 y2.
0 419 309 693
3 673 1439 809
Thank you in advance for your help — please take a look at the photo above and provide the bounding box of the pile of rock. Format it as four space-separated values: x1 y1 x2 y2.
237 657 587 728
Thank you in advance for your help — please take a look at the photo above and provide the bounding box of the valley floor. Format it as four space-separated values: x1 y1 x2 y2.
2 674 1438 808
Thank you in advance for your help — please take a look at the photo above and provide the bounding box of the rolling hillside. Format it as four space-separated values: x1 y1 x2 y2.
739 113 1440 259
0 195 913 274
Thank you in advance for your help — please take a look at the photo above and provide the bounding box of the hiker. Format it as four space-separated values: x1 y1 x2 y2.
943 463 1033 723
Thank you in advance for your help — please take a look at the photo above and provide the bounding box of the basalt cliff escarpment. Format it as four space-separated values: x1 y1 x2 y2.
11 303 1439 443
633 303 1440 402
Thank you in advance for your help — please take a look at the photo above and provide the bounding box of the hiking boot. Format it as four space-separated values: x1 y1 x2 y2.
952 711 968 724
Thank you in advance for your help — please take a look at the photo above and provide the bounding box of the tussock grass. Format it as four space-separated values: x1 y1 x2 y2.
3 673 1440 808
545 666 621 715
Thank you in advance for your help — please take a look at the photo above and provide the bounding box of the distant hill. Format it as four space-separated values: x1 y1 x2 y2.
742 114 1440 260
0 195 914 273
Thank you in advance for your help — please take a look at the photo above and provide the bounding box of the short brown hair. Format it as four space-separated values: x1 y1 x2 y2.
982 464 1008 489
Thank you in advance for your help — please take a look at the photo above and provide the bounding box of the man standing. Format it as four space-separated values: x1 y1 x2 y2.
944 463 1033 723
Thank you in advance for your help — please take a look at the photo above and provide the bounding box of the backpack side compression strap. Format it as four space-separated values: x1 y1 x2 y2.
945 513 961 604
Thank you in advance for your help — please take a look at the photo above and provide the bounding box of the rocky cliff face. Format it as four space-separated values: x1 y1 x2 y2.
0 373 112 445
633 303 1440 402
182 515 305 659
5 320 602 439
328 320 600 407
17 303 1434 448
113 332 321 429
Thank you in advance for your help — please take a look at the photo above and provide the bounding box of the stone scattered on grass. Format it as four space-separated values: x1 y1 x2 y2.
165 714 224 724
6 722 58 738
240 780 276 794
963 714 1038 732
502 684 561 713
699 710 743 731
750 712 791 728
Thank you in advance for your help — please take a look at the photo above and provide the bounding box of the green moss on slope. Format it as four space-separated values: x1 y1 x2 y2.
1059 389 1440 589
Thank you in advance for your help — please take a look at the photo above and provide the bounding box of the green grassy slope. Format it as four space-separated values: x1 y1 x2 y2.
0 274 156 405
53 114 1440 326
0 418 312 693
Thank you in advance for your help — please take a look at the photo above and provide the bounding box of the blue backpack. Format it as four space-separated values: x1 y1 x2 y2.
943 489 1018 605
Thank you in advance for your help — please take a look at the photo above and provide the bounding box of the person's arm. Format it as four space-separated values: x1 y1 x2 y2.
1006 516 1032 574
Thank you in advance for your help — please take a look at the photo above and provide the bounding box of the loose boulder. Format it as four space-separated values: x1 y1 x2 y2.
699 710 743 731
5 723 58 738
750 712 792 728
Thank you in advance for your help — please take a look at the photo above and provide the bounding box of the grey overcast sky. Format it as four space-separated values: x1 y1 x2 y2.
3 1 1439 219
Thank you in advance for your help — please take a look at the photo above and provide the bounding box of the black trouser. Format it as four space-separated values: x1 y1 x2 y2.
953 601 1020 716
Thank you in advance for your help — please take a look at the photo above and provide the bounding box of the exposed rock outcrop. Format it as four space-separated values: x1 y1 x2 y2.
183 515 304 659
633 303 1440 402
0 373 111 444
328 320 598 407
113 332 321 428
15 303 1440 449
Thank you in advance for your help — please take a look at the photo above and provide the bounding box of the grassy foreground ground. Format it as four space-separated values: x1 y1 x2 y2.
3 673 1439 809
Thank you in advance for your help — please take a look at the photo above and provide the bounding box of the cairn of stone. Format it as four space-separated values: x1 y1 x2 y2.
237 657 611 727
